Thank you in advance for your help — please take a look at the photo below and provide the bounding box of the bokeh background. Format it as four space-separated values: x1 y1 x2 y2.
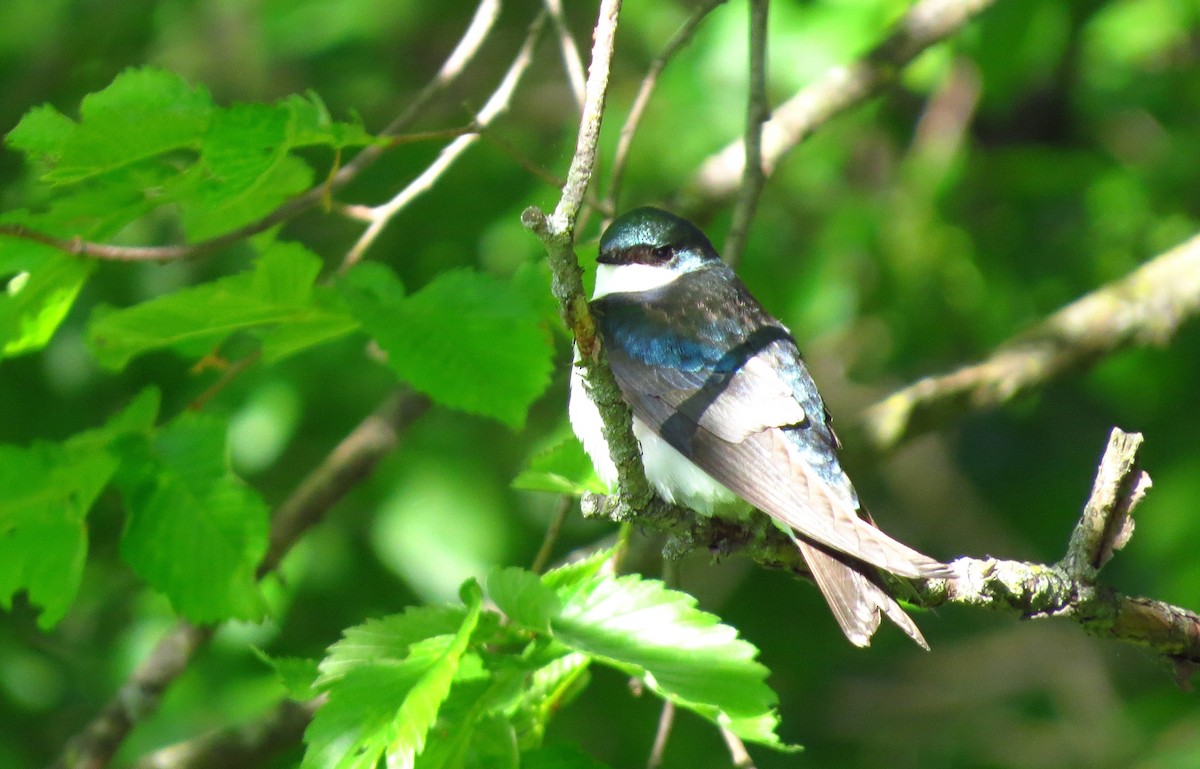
2 0 1200 767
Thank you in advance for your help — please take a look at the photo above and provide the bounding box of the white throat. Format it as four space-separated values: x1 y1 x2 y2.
592 263 682 299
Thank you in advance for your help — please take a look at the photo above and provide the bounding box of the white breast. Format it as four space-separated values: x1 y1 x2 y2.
568 349 738 515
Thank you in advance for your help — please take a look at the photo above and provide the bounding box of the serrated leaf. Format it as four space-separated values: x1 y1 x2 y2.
87 241 356 368
181 153 312 241
253 648 322 700
0 443 114 628
0 390 159 628
283 93 376 149
549 573 791 749
303 585 484 769
115 411 269 622
512 438 606 496
317 605 470 686
6 104 76 161
48 67 213 183
486 567 560 633
341 267 553 428
539 548 615 593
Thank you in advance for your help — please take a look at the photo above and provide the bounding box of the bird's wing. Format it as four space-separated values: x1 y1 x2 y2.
602 330 948 580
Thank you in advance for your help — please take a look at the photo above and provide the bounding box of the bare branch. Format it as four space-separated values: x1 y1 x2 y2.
544 0 588 110
680 0 998 212
605 0 728 214
341 12 547 271
859 232 1200 453
51 391 429 769
51 623 213 769
722 0 770 268
131 697 324 769
1 0 501 263
646 701 676 769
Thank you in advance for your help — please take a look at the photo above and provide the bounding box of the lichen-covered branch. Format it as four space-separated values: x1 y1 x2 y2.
523 0 663 515
590 427 1200 670
859 232 1200 453
679 0 998 212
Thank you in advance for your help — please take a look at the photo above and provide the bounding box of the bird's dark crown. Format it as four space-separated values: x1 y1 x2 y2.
598 207 720 266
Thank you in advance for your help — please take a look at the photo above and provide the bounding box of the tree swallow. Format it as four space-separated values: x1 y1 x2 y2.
569 206 950 648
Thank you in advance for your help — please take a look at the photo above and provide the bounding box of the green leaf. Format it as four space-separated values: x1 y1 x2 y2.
282 93 377 149
538 548 615 593
0 244 92 358
254 649 322 701
0 390 159 628
512 438 606 496
317 605 471 686
47 67 213 183
115 411 269 622
549 573 792 749
0 443 114 628
341 267 553 428
486 567 560 633
87 241 357 368
6 104 76 162
303 583 484 769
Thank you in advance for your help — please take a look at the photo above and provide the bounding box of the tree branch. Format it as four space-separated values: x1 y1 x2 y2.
544 0 587 111
524 0 668 517
858 231 1200 453
1 0 501 263
131 698 325 769
679 0 998 213
340 11 547 271
605 0 728 214
51 391 430 769
721 0 770 268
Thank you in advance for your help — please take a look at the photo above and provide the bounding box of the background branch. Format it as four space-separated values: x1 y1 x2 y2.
131 698 324 769
857 232 1200 453
605 0 728 214
341 12 546 270
721 0 770 268
678 0 998 213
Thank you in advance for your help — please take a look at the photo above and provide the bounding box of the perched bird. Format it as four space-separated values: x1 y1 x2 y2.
569 206 950 648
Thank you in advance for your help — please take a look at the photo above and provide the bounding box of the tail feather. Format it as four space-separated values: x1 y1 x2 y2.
796 538 930 650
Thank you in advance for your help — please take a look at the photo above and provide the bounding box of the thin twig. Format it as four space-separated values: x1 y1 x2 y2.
52 391 430 769
1 0 501 264
857 231 1200 453
531 496 573 574
340 12 547 272
544 0 588 111
722 0 770 267
186 349 263 411
680 0 998 212
719 726 758 769
605 0 728 215
646 701 677 769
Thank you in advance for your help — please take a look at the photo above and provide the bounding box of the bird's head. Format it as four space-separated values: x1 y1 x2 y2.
593 207 720 297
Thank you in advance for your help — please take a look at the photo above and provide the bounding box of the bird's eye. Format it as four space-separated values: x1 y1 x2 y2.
650 245 673 263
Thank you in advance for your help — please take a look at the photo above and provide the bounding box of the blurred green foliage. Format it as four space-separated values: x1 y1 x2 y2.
2 0 1200 768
